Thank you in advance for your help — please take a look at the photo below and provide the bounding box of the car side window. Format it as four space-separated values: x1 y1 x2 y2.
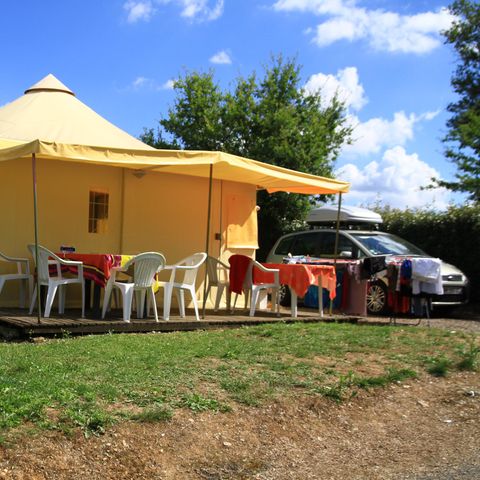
278 231 361 259
320 232 361 259
338 235 360 259
274 237 294 255
290 232 323 257
319 232 336 257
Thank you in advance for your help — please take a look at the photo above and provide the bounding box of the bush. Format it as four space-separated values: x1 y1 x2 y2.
372 204 480 302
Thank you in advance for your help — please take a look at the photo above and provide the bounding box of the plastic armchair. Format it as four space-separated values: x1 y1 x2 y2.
102 252 166 322
205 256 231 312
158 252 207 321
232 258 281 317
28 244 85 318
0 251 33 308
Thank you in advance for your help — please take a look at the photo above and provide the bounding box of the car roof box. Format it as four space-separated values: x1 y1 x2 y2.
306 205 383 226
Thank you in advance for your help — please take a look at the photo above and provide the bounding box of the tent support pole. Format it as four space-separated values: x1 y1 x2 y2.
32 153 42 324
202 164 213 319
218 181 223 258
329 193 342 315
119 168 126 253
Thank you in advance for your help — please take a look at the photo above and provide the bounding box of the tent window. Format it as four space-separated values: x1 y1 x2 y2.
89 191 109 234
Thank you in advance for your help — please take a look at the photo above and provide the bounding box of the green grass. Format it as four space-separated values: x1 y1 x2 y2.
456 336 480 371
130 404 173 423
0 322 477 437
426 356 453 377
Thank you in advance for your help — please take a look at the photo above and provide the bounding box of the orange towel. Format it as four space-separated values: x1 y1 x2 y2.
255 263 337 299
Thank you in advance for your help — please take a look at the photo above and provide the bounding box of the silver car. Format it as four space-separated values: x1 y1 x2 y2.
266 228 470 315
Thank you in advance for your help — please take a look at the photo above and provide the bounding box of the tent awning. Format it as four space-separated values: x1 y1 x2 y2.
0 138 349 195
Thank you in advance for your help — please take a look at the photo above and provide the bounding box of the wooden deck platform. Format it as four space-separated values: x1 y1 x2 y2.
0 307 360 340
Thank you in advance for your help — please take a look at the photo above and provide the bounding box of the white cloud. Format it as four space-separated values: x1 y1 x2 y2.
124 1 155 23
304 66 367 111
161 79 175 89
274 0 350 15
132 76 151 89
364 8 453 54
344 111 419 157
336 146 451 209
209 50 232 65
421 110 441 122
130 76 174 91
125 0 223 23
179 0 224 21
303 67 439 160
273 0 455 54
342 109 439 157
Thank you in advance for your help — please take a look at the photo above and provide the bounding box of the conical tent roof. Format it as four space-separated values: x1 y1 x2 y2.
0 74 349 195
0 74 153 150
24 74 75 95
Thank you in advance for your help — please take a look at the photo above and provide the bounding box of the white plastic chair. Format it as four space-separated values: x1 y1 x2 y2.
28 244 85 318
232 258 281 317
157 252 207 321
0 251 33 308
205 256 231 312
101 252 166 323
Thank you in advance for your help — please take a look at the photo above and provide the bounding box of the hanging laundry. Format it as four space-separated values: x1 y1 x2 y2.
400 259 412 280
398 259 413 296
411 258 443 295
360 256 387 279
386 263 410 314
343 261 368 315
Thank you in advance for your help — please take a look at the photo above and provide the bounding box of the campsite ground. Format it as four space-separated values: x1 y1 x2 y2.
0 308 479 480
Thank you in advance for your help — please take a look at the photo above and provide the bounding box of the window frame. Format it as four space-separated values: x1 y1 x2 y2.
88 190 109 234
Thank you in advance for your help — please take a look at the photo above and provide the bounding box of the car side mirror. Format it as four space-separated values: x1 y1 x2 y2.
339 251 353 259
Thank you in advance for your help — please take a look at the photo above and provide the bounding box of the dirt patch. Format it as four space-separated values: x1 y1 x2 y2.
0 371 479 480
0 318 479 480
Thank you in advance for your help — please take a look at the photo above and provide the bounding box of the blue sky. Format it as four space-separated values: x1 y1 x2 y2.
0 0 465 209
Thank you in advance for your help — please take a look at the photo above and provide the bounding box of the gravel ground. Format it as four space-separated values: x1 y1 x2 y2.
357 302 480 333
406 464 480 480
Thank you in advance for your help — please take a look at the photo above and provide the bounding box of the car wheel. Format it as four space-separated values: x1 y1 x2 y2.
366 281 388 315
279 284 291 307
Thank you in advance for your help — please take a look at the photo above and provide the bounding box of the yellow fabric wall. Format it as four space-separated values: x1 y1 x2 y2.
122 170 213 259
0 159 124 307
0 160 259 310
121 170 258 309
0 159 34 255
36 160 124 254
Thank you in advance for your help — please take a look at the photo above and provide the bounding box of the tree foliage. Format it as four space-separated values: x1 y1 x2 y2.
434 0 480 201
142 57 351 259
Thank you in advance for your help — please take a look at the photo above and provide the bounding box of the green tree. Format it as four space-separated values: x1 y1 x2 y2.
433 0 480 202
142 57 351 259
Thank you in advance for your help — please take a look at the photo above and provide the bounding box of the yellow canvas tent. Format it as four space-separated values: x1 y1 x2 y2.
0 74 349 314
0 74 349 195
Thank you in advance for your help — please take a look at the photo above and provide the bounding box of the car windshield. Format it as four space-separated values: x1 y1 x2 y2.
350 232 427 256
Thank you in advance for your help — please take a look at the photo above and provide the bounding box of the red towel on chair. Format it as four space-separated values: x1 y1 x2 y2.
228 254 251 294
